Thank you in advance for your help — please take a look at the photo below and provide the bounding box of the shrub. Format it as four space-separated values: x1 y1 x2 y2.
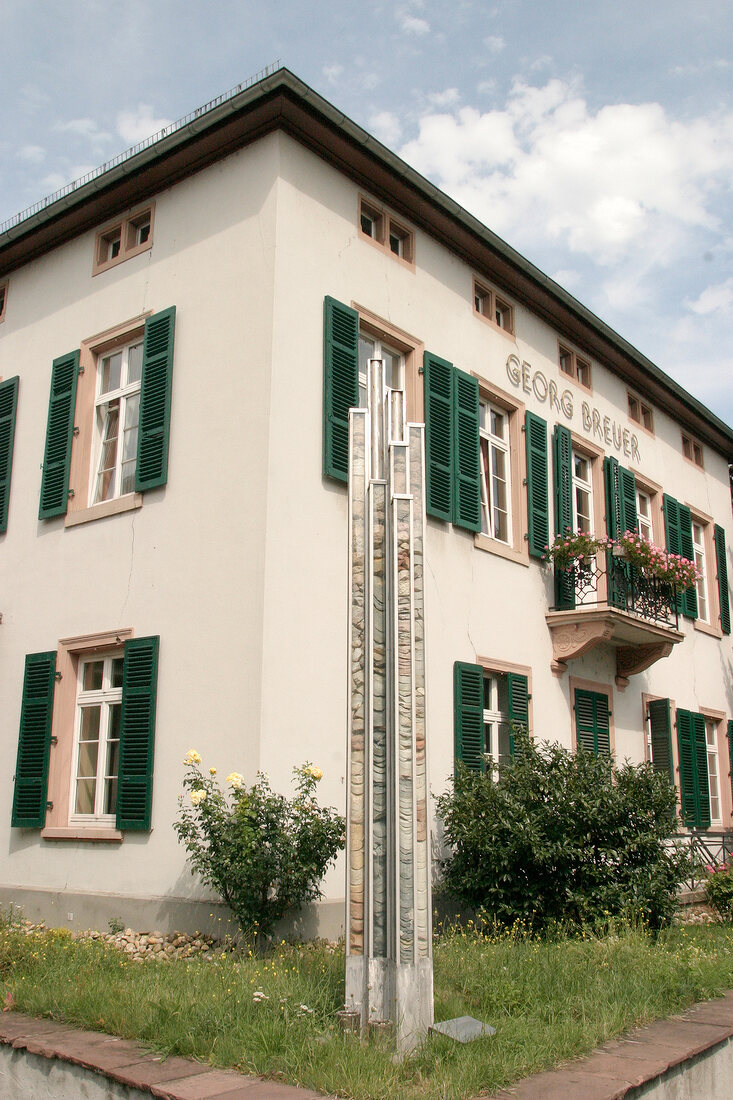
436 733 690 931
174 753 345 940
705 864 733 920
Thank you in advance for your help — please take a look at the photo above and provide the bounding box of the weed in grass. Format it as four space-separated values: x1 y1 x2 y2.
2 920 733 1099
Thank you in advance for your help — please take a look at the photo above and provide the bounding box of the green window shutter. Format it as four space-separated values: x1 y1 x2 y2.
648 698 674 783
692 711 710 829
424 352 454 521
116 636 159 831
619 467 637 535
604 456 621 539
664 494 697 618
574 688 610 756
727 720 733 806
676 709 697 827
452 368 481 532
525 411 548 558
0 376 19 533
323 297 359 483
39 351 79 519
507 672 529 756
454 661 484 774
553 424 573 536
136 307 176 491
677 709 709 828
714 524 731 635
11 652 56 828
678 504 697 619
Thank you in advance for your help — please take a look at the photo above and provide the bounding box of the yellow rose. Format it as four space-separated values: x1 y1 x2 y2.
184 749 202 765
209 767 217 775
310 766 323 781
226 772 244 790
190 789 207 806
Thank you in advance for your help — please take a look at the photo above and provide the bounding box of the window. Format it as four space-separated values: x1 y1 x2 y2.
573 686 611 755
38 307 176 526
692 520 709 624
454 661 530 774
358 331 404 409
93 205 154 275
636 487 653 542
11 632 159 836
572 450 593 533
92 338 143 503
558 343 591 389
682 432 704 469
473 278 514 334
705 716 721 824
0 280 8 323
628 392 653 433
358 196 414 266
72 653 123 821
323 297 421 483
479 400 511 544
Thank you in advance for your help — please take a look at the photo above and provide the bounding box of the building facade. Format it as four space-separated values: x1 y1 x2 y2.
1 69 731 935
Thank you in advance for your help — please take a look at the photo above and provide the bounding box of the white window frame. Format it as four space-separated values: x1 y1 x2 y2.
70 652 124 823
705 717 722 825
482 673 512 777
91 338 143 505
693 520 709 624
571 449 594 534
637 488 653 542
358 330 405 408
479 399 512 545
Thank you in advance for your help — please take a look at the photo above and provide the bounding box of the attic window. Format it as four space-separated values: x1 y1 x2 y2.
358 196 414 268
628 392 653 433
93 205 155 275
473 278 514 335
682 432 704 468
558 343 591 389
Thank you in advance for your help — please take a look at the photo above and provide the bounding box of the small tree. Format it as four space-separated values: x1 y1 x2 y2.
436 733 690 930
175 752 345 940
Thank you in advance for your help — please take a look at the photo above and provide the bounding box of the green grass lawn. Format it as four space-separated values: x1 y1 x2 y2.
2 919 733 1099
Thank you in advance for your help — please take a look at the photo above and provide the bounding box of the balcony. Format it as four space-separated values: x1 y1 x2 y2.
546 552 684 682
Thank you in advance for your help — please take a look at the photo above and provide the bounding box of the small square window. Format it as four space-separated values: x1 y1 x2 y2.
473 278 514 335
558 343 592 389
93 206 154 275
628 392 653 433
682 432 704 468
358 196 414 266
0 281 8 322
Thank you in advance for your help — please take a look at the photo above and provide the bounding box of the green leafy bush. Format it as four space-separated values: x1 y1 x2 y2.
436 733 690 931
174 752 344 940
705 864 733 920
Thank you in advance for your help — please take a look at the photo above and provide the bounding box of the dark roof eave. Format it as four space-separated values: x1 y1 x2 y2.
2 67 732 461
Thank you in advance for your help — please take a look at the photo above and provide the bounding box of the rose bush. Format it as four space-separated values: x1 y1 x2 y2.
543 529 700 588
175 756 344 940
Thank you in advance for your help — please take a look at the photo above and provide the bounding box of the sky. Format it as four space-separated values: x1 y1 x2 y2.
2 0 732 426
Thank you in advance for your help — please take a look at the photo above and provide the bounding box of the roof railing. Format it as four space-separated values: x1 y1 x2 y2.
0 61 281 237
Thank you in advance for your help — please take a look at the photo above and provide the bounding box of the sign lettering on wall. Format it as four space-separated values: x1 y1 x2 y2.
505 354 641 463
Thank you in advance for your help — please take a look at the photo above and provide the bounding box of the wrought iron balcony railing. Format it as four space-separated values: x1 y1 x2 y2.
667 831 733 892
552 551 679 629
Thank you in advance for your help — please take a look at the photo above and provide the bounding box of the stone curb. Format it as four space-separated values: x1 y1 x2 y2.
0 1012 330 1099
2 994 733 1099
486 990 733 1099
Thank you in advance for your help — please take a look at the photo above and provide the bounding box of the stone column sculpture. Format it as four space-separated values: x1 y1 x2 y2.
345 358 433 1050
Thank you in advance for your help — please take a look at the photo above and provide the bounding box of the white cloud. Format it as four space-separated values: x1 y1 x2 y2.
670 58 729 77
18 145 45 164
117 105 173 146
19 84 49 113
55 118 112 143
322 64 343 84
370 111 402 148
483 35 505 54
400 79 733 267
397 11 430 34
359 72 380 91
686 278 733 316
427 88 460 108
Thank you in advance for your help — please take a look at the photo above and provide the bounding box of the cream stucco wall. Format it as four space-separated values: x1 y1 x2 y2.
0 129 731 932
